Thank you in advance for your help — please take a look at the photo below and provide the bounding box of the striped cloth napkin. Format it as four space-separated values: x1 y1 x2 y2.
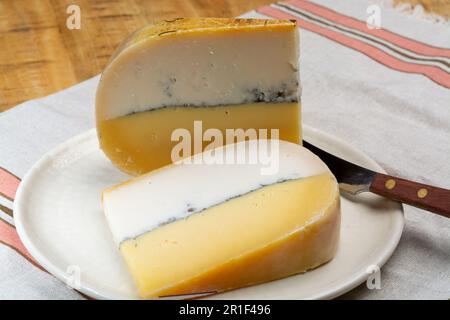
1 0 449 299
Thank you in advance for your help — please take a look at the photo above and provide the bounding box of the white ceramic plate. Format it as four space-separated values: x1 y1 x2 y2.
14 126 403 300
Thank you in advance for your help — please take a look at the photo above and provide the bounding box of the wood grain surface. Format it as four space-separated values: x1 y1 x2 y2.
0 0 448 112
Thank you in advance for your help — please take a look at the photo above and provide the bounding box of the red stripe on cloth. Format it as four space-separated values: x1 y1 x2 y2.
288 0 450 58
0 218 41 269
0 167 20 201
257 6 450 89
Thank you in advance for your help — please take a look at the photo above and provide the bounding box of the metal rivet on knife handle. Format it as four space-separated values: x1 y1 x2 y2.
417 188 428 199
385 179 396 190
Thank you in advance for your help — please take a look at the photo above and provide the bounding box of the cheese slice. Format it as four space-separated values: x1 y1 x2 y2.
102 140 340 299
96 18 301 175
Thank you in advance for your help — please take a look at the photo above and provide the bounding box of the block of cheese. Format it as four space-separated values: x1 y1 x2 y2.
102 140 340 299
96 18 301 175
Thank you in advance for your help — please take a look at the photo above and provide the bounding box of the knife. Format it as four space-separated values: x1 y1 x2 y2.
303 140 450 219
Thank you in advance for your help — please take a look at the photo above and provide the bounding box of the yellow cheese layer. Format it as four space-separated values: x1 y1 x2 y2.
98 102 301 175
120 173 340 298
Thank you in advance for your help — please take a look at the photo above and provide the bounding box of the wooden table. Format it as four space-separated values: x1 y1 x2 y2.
0 0 448 112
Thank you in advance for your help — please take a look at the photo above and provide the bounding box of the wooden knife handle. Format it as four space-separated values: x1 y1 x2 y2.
370 173 450 218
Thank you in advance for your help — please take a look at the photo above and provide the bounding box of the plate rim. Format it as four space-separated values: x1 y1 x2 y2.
14 126 404 300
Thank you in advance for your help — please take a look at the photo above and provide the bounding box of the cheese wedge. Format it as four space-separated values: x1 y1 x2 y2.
102 140 340 298
96 18 301 175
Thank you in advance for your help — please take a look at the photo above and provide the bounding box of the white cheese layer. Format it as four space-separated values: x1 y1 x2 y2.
96 26 299 120
102 140 331 245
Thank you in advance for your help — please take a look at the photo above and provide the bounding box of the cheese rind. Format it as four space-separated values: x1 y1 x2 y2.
102 140 341 298
96 18 301 175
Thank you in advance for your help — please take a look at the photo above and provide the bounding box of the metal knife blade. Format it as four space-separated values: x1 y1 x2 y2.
303 140 376 195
